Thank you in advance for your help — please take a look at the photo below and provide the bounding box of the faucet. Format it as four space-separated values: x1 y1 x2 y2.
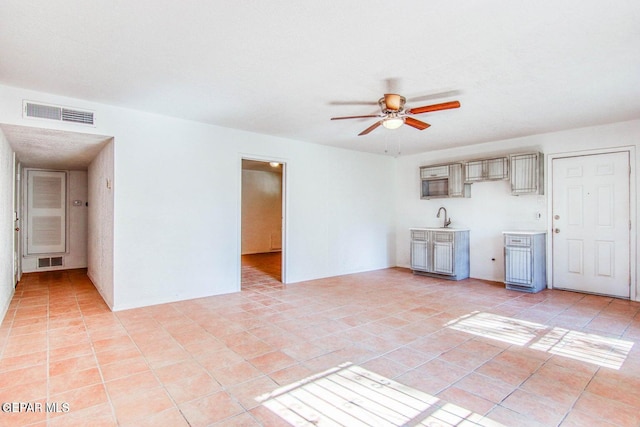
437 207 451 228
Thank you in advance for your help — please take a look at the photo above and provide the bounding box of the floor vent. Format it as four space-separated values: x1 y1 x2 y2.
23 100 95 126
38 256 64 268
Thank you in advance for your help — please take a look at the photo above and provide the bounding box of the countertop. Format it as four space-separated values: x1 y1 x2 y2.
410 227 470 231
502 230 547 235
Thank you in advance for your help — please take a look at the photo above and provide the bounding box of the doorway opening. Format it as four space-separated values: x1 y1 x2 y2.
241 158 285 290
2 123 114 305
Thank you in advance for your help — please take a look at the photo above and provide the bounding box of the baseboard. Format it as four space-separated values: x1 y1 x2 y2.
0 286 16 325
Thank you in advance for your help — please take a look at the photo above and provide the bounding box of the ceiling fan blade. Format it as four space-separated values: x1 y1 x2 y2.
358 121 382 136
331 114 380 120
406 90 461 103
329 101 378 106
405 117 431 130
407 100 461 115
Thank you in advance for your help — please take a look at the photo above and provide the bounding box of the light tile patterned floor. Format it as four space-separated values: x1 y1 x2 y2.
0 262 639 426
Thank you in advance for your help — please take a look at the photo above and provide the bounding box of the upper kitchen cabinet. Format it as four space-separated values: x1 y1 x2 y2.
464 157 509 182
420 163 470 199
420 165 450 179
510 152 544 195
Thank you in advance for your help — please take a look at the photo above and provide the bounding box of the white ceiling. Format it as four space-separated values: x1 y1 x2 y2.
1 0 639 158
0 124 111 169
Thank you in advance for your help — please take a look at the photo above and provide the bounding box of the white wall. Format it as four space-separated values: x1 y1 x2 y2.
241 168 282 254
66 170 88 268
87 141 114 308
0 84 396 311
396 119 640 300
0 129 15 321
5 81 633 312
21 169 88 272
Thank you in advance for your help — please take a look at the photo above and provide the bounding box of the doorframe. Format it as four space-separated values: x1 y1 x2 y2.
238 154 288 288
12 154 22 287
546 145 637 301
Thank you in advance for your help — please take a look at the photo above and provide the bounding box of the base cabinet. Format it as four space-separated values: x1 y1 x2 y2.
503 232 546 292
410 229 470 280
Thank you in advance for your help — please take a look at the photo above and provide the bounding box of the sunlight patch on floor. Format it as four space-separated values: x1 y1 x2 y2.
256 362 504 427
445 311 547 346
447 311 634 370
530 327 634 370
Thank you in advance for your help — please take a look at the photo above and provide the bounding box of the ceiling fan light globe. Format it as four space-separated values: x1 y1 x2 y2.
382 117 404 130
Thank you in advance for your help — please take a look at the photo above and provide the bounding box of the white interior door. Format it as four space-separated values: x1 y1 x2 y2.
552 152 630 298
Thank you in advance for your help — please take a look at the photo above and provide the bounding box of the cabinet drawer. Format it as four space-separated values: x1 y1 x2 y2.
411 230 428 241
420 165 449 179
505 235 532 247
431 231 454 243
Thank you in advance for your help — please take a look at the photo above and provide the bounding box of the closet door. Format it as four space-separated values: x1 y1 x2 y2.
27 170 67 254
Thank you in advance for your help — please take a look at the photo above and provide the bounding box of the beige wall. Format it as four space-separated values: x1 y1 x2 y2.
242 168 282 254
87 140 114 308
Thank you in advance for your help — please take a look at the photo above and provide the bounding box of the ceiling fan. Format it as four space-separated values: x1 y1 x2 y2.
331 94 460 136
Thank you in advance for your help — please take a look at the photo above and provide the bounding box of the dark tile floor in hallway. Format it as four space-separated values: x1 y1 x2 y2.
242 252 282 291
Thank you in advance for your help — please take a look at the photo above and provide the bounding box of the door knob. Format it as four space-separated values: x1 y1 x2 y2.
554 228 560 233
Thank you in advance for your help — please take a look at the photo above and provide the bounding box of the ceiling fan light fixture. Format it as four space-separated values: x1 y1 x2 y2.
332 91 459 136
382 116 404 130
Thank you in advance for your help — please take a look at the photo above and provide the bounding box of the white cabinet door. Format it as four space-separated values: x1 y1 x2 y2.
411 240 428 271
432 241 454 275
465 160 484 182
511 153 543 195
420 165 449 179
448 163 465 197
465 158 508 182
485 158 508 180
505 247 532 285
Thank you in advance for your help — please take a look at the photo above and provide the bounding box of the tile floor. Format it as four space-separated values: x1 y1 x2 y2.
241 253 282 290
0 261 639 426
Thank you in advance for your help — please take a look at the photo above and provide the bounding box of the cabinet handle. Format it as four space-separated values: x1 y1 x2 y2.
511 239 522 243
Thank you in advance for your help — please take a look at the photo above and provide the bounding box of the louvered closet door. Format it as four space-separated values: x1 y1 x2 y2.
27 170 66 254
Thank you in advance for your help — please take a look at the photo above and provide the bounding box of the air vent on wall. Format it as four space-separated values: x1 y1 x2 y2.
37 256 64 268
23 100 95 126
